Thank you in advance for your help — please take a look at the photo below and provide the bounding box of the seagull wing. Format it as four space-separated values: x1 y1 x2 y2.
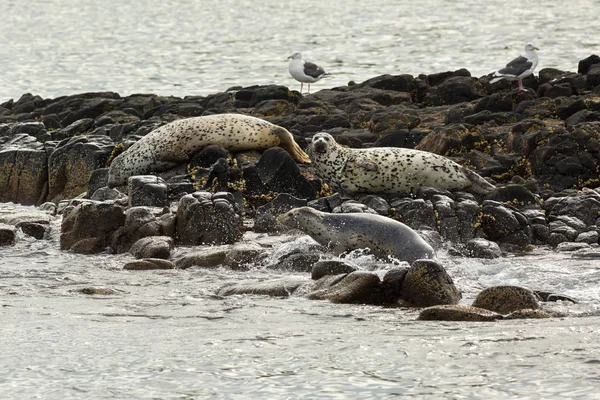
497 55 532 76
303 61 326 79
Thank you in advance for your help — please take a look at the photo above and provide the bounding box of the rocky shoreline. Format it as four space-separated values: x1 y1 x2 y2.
1 54 600 321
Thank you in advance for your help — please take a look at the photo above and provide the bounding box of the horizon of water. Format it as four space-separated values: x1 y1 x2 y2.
1 0 599 103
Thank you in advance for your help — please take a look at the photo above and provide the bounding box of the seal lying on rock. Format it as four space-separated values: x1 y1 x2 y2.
309 132 494 196
107 113 310 187
278 206 434 263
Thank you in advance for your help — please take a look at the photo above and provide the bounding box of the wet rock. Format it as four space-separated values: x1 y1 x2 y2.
60 201 126 254
575 230 599 244
306 271 382 304
455 199 482 241
175 191 243 245
465 238 502 258
555 242 591 252
0 134 48 205
123 258 176 270
373 129 427 148
78 287 115 295
472 286 540 314
485 184 540 207
535 291 578 304
481 200 533 247
48 135 115 203
418 305 502 322
111 207 175 253
255 147 316 199
357 195 390 216
547 191 600 227
503 309 551 320
217 279 307 297
0 223 17 246
390 198 436 230
129 236 174 259
271 252 322 272
91 186 126 201
86 168 110 199
399 259 461 307
254 193 307 233
128 175 168 208
175 244 266 270
432 194 459 241
311 260 357 280
16 221 48 239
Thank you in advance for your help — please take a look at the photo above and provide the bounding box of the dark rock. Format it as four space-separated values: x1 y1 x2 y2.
16 221 48 239
255 147 316 199
565 109 600 128
175 191 243 245
373 129 427 149
427 76 486 105
358 195 390 215
578 54 600 74
399 259 461 307
465 238 502 258
128 175 168 208
254 193 307 233
0 134 48 205
123 258 175 270
0 223 17 246
189 144 230 169
587 64 600 89
311 260 357 280
129 236 174 259
481 200 533 246
48 135 115 203
555 241 591 252
90 187 125 201
390 198 436 230
472 286 540 314
54 118 95 140
306 271 382 304
111 207 176 254
217 278 307 297
78 287 115 296
485 184 540 206
455 199 482 241
86 168 110 199
332 200 377 214
418 304 501 322
271 252 322 272
60 201 126 253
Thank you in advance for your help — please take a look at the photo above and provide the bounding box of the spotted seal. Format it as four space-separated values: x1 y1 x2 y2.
107 113 310 187
278 207 434 263
308 132 494 195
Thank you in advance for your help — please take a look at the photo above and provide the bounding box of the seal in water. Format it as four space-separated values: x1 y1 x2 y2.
278 206 434 263
308 132 494 195
107 113 310 187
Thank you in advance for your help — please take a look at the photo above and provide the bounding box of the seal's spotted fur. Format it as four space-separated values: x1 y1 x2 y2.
108 113 310 187
309 132 494 195
278 206 434 263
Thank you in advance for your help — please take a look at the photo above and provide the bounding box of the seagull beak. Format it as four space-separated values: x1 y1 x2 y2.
534 47 540 50
287 56 292 60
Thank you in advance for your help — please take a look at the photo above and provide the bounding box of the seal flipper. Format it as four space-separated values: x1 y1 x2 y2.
272 126 311 163
461 167 495 194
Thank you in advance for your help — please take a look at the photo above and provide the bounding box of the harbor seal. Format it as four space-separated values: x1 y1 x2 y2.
107 113 310 187
278 207 434 263
308 132 494 195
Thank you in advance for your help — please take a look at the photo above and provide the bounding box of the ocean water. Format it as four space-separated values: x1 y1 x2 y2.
2 1 600 398
0 0 599 102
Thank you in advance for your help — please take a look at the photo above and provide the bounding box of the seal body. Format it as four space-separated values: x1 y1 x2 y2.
279 207 434 263
309 132 494 195
108 113 310 187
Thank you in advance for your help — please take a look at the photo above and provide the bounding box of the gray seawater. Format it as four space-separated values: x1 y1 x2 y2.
2 1 600 398
1 0 599 102
2 202 600 399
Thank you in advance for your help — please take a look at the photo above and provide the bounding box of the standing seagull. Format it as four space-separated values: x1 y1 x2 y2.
490 42 540 91
288 51 327 95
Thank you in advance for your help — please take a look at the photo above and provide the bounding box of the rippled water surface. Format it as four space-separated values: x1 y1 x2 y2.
2 203 600 399
1 0 599 102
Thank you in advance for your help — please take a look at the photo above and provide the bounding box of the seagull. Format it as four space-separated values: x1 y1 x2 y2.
287 51 327 95
490 42 540 91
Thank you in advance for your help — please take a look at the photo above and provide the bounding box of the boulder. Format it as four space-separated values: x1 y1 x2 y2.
418 305 502 322
60 201 126 253
175 191 243 245
123 258 176 270
111 207 175 253
472 286 540 314
0 223 17 246
129 236 174 259
128 175 168 208
399 259 461 307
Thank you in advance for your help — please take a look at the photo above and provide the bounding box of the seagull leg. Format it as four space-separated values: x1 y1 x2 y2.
300 83 303 94
307 83 311 95
518 80 524 91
